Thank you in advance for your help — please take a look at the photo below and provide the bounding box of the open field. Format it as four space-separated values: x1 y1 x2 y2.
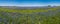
0 7 60 24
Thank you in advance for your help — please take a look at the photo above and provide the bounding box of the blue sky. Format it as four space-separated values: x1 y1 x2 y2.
0 0 60 6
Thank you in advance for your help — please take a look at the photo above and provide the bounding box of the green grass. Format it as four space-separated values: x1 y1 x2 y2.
0 8 58 14
0 8 60 24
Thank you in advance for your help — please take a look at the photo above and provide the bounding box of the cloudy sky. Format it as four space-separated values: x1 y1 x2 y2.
0 0 60 6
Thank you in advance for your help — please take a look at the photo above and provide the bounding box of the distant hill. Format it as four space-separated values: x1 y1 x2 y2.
0 6 59 9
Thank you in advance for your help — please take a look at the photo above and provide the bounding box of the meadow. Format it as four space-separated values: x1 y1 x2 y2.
0 7 60 24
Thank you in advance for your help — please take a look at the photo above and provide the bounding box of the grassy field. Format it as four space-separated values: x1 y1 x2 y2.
0 7 60 24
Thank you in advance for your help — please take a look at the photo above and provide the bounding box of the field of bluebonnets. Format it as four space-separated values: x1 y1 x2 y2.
0 6 60 24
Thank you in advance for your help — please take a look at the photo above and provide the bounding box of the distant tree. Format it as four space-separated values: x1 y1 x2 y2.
48 5 51 7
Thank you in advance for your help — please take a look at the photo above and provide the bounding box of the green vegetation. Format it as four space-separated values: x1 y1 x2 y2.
0 7 60 24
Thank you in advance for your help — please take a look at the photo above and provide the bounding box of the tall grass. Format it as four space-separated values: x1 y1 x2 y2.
0 8 60 24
